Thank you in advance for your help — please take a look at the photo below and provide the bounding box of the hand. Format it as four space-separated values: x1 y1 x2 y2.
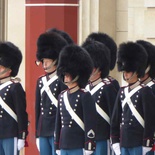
56 150 60 155
112 143 121 155
18 139 25 151
36 138 40 151
85 150 93 155
143 147 152 155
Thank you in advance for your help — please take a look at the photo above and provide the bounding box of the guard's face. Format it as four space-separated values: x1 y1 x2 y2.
64 73 72 84
0 65 11 79
42 58 56 73
123 71 138 83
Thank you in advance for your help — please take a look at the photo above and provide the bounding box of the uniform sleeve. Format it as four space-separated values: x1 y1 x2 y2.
104 84 118 117
12 83 28 139
142 87 155 147
82 92 96 151
35 79 41 137
54 94 61 150
110 89 122 145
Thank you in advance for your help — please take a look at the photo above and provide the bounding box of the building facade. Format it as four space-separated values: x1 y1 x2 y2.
0 0 155 154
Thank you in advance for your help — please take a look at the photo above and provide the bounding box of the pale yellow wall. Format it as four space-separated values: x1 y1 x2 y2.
79 0 122 85
5 0 25 88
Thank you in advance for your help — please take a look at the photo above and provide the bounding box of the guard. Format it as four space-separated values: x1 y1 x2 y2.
55 44 96 155
0 41 28 155
136 40 155 155
82 40 117 155
35 32 68 155
110 41 155 155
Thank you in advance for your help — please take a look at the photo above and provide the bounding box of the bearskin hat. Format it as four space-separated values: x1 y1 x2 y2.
57 44 93 88
117 41 148 78
0 41 22 77
136 40 155 78
36 32 68 64
85 32 117 70
47 28 74 44
82 40 111 78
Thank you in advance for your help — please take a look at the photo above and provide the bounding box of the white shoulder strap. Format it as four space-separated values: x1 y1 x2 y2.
63 91 84 130
147 81 155 87
90 82 105 95
41 75 58 107
124 86 144 128
85 85 90 92
86 82 110 124
122 86 142 108
0 97 17 122
41 75 58 94
96 103 110 124
0 81 13 90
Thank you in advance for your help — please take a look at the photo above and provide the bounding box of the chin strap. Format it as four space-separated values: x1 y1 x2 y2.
0 68 11 76
64 75 79 85
90 68 99 79
44 60 57 71
145 65 150 74
123 72 137 82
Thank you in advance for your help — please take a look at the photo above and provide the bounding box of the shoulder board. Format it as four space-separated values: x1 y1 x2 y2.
121 86 127 89
103 80 111 85
140 83 146 87
61 89 68 94
108 76 114 81
152 79 155 83
38 74 46 79
11 77 21 83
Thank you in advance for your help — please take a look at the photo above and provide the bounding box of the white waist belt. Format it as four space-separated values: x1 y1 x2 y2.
147 81 154 87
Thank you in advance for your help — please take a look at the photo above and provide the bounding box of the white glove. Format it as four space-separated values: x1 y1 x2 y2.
112 143 121 155
85 150 93 155
56 150 60 155
36 138 40 151
17 139 25 151
143 147 152 155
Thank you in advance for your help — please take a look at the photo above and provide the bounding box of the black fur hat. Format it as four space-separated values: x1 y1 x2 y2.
136 40 155 78
0 41 22 77
85 32 117 70
47 28 74 44
117 41 148 78
82 40 111 78
57 44 93 88
36 32 68 64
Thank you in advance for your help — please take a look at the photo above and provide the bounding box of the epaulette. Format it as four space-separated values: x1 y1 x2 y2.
140 83 146 88
38 73 46 79
122 85 127 89
108 76 115 81
61 89 68 95
11 77 21 83
103 80 111 85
